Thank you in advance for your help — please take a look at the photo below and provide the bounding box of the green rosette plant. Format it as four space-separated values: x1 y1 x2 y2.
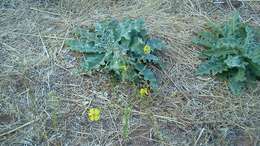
194 13 260 95
65 18 164 89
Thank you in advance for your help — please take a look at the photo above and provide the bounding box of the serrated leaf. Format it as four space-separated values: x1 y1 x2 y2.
67 18 164 90
251 50 260 65
248 61 260 77
193 30 221 49
234 68 246 81
194 13 260 95
228 78 244 95
110 59 121 72
129 37 145 54
201 47 238 57
147 39 164 50
66 40 102 53
134 63 146 72
224 12 242 37
143 68 158 89
82 53 105 70
242 26 256 56
74 28 96 41
224 56 247 68
125 18 145 33
143 54 160 63
119 37 130 51
197 57 228 75
216 37 242 50
207 20 223 35
120 18 145 40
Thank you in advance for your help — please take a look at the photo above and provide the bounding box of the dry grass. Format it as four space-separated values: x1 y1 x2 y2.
0 0 260 145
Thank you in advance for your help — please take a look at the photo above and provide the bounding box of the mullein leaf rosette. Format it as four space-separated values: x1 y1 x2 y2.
66 18 165 89
194 13 260 95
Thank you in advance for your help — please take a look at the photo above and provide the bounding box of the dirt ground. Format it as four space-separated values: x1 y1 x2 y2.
0 0 260 145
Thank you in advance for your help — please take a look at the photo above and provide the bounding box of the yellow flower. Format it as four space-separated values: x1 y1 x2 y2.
139 87 149 96
143 45 151 54
88 108 101 121
120 64 127 72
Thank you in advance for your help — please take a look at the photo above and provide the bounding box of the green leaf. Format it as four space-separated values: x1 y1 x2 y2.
134 63 146 72
248 61 260 77
119 37 131 51
194 12 260 95
197 57 228 75
250 45 260 65
224 12 242 37
74 28 96 41
228 78 244 95
142 68 158 89
129 37 145 54
243 26 256 56
201 47 238 57
216 37 241 50
233 68 246 82
224 56 247 68
82 53 105 70
66 18 164 90
143 54 160 63
109 59 121 72
66 40 102 53
207 20 223 35
242 27 260 65
147 39 164 50
123 18 145 33
120 18 145 40
193 32 216 49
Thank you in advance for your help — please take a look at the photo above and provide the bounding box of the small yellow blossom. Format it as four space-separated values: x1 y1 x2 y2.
143 45 151 54
88 108 101 121
139 87 149 96
120 64 127 72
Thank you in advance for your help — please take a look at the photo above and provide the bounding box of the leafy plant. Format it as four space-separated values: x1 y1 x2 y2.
65 18 164 89
193 13 260 95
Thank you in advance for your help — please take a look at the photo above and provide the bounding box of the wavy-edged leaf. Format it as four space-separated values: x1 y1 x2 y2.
142 68 158 89
243 26 260 65
248 61 260 77
66 40 103 53
82 53 105 70
134 62 146 72
67 18 164 90
228 77 244 95
224 56 247 68
207 20 223 36
194 13 260 95
120 18 146 40
197 57 228 75
74 28 96 41
122 18 145 33
216 37 242 50
143 54 160 63
147 39 165 50
201 47 238 57
129 37 145 54
234 68 246 81
250 44 260 65
243 26 256 56
119 37 131 52
193 31 217 48
224 12 242 37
